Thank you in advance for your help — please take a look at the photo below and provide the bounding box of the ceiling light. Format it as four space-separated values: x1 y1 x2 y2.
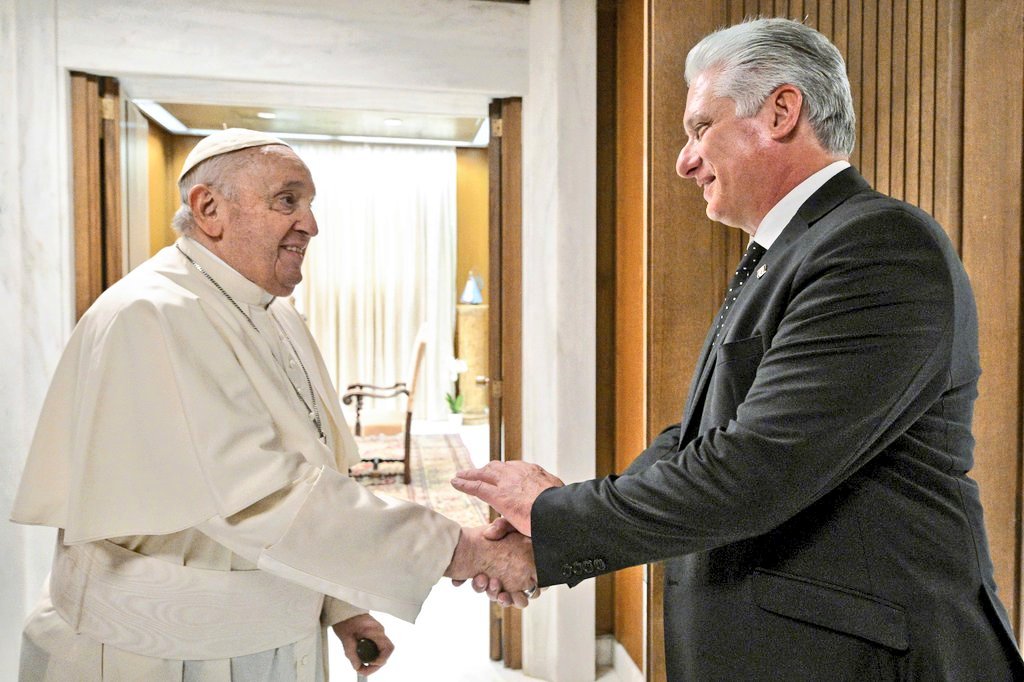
256 112 277 119
133 100 188 133
384 118 403 127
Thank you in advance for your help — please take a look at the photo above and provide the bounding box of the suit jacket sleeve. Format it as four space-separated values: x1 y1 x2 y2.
532 206 959 587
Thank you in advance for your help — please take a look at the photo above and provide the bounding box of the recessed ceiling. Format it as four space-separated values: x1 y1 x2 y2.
143 101 487 146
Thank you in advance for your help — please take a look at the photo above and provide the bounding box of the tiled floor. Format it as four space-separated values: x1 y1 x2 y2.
328 423 623 681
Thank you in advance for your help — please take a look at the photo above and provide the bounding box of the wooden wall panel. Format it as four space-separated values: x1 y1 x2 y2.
933 0 964 251
961 0 1024 640
635 2 1024 678
876 0 893 195
890 0 906 199
613 0 647 668
903 0 921 207
861 1 879 186
919 0 936 215
647 4 728 680
847 0 864 170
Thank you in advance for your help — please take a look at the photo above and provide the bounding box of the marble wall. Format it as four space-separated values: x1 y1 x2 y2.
521 1 598 680
1 0 598 678
0 1 72 677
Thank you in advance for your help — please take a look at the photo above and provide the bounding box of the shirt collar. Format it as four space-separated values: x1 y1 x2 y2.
177 236 276 308
752 160 851 251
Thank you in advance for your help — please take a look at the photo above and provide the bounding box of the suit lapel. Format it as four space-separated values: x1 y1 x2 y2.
677 168 872 442
679 311 724 436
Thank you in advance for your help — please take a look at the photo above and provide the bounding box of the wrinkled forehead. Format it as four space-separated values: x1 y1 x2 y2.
683 72 724 127
236 145 316 194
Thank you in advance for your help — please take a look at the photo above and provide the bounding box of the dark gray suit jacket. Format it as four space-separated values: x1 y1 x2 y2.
532 169 1024 680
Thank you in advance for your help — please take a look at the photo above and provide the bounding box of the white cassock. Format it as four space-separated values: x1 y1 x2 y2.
11 237 460 681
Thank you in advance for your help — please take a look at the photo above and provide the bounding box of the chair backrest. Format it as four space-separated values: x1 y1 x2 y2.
403 324 429 414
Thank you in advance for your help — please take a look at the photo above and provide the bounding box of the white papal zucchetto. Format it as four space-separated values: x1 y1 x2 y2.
178 128 291 181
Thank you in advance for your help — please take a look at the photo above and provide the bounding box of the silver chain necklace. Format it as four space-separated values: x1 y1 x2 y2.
176 245 326 444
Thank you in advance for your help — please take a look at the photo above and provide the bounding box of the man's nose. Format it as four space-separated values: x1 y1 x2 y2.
298 208 318 237
676 142 699 179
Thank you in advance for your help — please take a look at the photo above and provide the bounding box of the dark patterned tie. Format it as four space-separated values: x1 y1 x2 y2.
713 241 767 344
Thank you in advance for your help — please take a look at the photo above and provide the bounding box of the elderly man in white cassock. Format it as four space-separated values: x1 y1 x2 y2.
11 129 536 681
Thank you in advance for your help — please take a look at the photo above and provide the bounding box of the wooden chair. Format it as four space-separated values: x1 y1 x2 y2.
342 326 428 484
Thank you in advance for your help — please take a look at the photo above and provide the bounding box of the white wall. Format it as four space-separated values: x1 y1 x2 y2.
60 0 528 115
1 0 598 678
0 1 71 676
522 1 598 680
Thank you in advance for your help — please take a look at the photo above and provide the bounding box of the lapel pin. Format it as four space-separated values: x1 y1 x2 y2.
756 264 767 279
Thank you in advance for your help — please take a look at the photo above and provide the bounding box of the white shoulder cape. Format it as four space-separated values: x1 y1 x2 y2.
12 244 361 544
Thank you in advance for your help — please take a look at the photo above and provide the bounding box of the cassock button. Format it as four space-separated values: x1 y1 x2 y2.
595 558 607 571
561 564 574 579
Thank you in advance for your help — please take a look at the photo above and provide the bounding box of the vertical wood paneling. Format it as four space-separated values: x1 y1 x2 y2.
861 1 878 186
634 5 1023 679
612 0 647 667
890 0 907 200
100 80 123 289
799 0 814 25
875 0 892 195
648 3 727 677
71 73 124 318
819 0 834 36
847 0 864 170
71 73 102 321
729 0 744 24
961 0 1023 638
933 0 964 251
919 0 936 214
904 0 922 207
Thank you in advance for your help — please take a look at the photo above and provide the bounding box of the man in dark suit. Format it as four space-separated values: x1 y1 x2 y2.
453 17 1024 680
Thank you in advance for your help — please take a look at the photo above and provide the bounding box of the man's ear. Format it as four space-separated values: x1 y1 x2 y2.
188 184 224 238
765 84 803 141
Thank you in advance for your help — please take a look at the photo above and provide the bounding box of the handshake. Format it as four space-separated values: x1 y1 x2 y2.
442 461 565 609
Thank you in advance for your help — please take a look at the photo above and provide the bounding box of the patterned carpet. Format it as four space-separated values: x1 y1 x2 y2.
350 433 489 528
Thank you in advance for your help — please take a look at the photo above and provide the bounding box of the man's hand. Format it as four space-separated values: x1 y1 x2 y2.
444 523 537 608
332 613 393 676
451 461 564 536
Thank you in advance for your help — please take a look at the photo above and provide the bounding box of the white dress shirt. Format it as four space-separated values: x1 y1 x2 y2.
752 160 851 250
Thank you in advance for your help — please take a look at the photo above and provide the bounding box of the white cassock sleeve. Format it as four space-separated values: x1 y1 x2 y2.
198 463 460 623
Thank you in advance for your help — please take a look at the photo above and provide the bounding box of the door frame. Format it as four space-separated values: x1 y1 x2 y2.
487 96 525 669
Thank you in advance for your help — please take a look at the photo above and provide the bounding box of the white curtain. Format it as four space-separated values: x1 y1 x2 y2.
291 141 457 421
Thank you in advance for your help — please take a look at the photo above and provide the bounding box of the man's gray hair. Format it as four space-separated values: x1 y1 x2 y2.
171 151 250 235
685 17 856 157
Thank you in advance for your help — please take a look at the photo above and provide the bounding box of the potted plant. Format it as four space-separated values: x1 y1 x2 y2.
445 357 468 429
445 392 465 428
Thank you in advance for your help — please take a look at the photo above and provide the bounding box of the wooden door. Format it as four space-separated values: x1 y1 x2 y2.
71 72 123 318
486 96 524 669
